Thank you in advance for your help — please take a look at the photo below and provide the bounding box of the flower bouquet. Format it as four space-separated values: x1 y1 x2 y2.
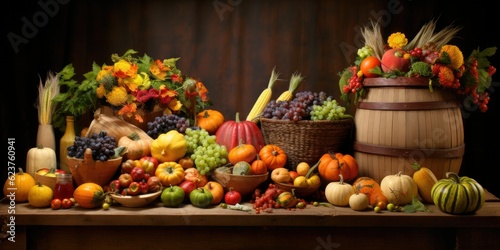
53 49 212 131
339 20 497 112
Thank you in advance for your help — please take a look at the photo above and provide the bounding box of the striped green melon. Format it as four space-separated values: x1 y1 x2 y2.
431 172 485 215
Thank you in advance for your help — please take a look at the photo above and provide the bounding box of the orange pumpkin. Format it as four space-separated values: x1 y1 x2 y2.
335 153 359 180
250 154 267 175
318 153 355 182
258 144 287 171
73 183 106 209
204 181 224 204
3 168 36 203
196 109 225 135
228 142 257 165
352 177 388 208
118 132 151 160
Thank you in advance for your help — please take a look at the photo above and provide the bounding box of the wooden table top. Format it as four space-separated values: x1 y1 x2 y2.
2 191 499 228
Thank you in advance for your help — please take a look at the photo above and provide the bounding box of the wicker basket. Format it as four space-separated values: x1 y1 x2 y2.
259 118 353 169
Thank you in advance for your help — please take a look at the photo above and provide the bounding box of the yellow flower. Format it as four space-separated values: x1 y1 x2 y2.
106 86 128 106
96 66 114 82
440 45 464 70
96 84 106 98
168 98 182 111
387 32 408 49
136 72 151 90
113 60 137 79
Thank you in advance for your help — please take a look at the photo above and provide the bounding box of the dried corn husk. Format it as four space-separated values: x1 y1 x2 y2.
86 108 153 144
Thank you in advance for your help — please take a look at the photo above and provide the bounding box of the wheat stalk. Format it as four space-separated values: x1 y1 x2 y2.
37 72 60 125
360 20 385 60
406 19 462 50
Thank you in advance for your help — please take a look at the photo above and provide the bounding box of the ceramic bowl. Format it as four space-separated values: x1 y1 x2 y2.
110 191 162 208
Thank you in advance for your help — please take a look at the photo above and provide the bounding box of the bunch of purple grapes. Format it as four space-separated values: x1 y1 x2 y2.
67 131 117 161
262 91 331 121
146 114 190 139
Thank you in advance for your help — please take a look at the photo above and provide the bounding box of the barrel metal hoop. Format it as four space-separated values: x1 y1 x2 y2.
357 101 459 110
353 141 465 158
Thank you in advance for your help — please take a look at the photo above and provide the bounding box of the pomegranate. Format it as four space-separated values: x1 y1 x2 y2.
381 48 411 73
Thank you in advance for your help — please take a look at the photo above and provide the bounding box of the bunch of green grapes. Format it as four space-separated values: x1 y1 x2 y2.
310 97 352 121
357 45 374 59
184 128 228 175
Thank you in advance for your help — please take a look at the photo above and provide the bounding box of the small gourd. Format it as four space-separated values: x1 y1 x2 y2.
232 161 252 175
325 174 354 207
411 163 438 204
380 171 418 206
151 130 187 163
26 144 57 177
276 190 297 208
73 182 106 209
27 182 53 208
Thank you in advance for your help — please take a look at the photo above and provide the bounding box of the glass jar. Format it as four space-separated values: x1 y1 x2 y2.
54 173 75 200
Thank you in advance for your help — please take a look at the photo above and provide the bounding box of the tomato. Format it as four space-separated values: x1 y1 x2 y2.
62 198 73 209
51 199 62 210
360 56 381 78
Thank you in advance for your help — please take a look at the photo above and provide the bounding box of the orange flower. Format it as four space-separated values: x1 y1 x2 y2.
118 103 138 118
438 66 455 87
197 81 210 102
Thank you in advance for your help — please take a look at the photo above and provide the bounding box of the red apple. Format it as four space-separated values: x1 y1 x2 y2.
139 180 149 194
139 156 159 176
130 167 145 182
288 170 299 181
118 173 133 188
381 48 411 73
179 180 197 199
128 182 141 196
147 176 163 193
108 179 121 193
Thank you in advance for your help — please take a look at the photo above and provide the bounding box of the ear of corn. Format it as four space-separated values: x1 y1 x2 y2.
37 72 60 125
246 68 280 122
276 72 304 102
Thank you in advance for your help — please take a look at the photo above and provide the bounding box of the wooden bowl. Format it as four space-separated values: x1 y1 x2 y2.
273 181 320 198
211 167 269 197
34 173 57 191
67 148 122 187
110 191 162 208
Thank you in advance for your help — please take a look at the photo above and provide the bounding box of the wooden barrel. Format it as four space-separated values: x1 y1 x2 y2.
353 77 464 183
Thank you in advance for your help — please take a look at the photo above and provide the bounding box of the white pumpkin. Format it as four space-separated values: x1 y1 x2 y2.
380 171 418 205
26 144 57 177
325 174 354 207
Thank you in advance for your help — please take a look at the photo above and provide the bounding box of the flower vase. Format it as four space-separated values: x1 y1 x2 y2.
59 116 76 173
36 124 56 152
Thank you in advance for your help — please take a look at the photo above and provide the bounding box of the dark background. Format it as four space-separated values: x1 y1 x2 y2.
2 0 499 197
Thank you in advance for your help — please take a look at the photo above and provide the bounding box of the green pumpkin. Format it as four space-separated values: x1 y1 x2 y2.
189 187 213 208
431 172 485 215
232 161 251 175
161 185 185 207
